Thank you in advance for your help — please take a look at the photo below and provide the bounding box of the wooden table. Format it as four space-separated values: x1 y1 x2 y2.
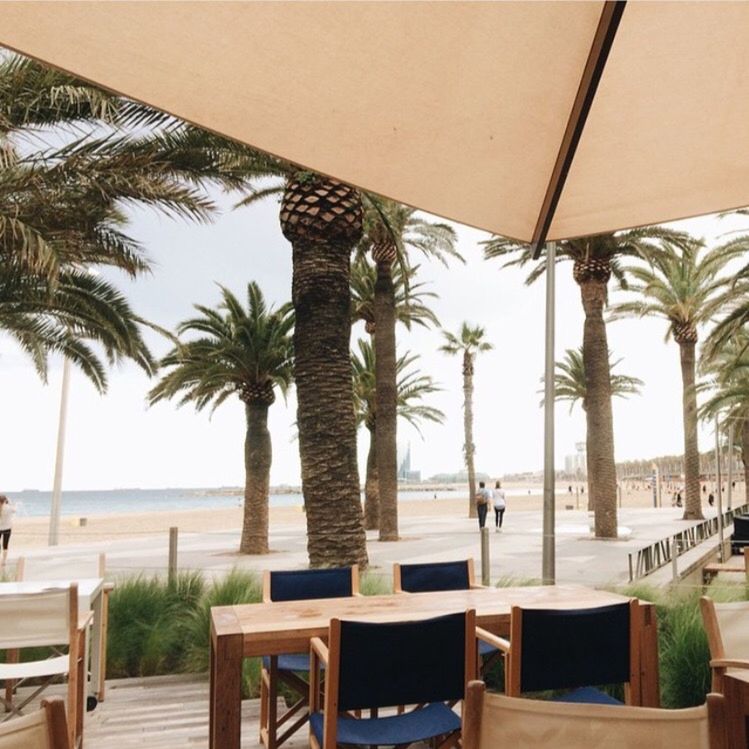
209 584 660 749
0 578 108 701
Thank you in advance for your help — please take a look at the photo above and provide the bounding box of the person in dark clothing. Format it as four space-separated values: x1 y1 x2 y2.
475 481 491 529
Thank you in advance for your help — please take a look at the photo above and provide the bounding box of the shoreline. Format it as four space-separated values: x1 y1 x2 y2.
7 483 715 551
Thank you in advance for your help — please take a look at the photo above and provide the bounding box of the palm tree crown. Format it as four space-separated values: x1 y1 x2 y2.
352 339 444 432
550 347 643 413
439 323 493 372
148 283 293 411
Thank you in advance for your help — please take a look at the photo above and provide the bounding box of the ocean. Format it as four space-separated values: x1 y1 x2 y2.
4 486 544 518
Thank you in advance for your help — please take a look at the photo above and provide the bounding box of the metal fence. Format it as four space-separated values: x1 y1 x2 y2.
627 504 749 582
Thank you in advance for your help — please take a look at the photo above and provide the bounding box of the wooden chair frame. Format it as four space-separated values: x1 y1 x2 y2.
309 610 477 749
259 566 360 749
392 559 483 593
0 697 71 749
702 547 749 588
700 595 749 693
0 585 89 749
476 598 641 705
462 681 728 749
15 552 112 703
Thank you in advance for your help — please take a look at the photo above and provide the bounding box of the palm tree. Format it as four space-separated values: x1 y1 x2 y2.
148 283 293 554
440 323 493 516
0 265 153 391
358 201 459 540
353 339 444 528
551 347 643 412
612 239 742 520
700 332 749 496
484 227 687 537
351 257 438 336
350 255 438 529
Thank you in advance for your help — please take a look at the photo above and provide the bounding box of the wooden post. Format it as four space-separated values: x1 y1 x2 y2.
480 527 490 586
168 527 178 585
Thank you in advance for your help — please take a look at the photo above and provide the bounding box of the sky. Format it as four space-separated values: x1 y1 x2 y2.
2 191 748 492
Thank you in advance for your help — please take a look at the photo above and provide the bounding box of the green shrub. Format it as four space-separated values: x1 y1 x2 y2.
107 571 205 678
183 569 262 697
359 572 392 596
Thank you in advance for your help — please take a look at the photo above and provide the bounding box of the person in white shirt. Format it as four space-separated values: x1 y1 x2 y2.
0 494 15 569
493 481 506 532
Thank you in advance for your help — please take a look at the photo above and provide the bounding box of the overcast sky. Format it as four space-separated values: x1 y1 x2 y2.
2 192 748 492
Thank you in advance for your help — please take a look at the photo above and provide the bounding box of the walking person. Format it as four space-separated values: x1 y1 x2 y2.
0 494 15 570
475 481 491 530
493 480 506 532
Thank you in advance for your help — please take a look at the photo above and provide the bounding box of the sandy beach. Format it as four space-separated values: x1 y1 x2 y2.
11 481 739 551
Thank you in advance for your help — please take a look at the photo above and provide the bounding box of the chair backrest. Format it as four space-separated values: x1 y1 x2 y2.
16 553 105 582
263 566 358 603
732 515 749 541
701 597 749 661
0 585 76 650
0 698 70 749
328 610 476 711
394 560 474 593
509 600 639 699
462 682 726 749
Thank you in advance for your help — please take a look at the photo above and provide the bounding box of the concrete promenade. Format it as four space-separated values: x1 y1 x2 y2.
15 504 740 588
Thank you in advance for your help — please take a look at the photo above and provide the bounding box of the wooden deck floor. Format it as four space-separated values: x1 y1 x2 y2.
83 675 300 749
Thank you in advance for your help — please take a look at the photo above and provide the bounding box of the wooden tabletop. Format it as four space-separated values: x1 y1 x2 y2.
211 584 634 657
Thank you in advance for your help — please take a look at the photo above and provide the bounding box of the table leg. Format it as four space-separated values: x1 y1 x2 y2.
209 631 243 749
639 602 660 707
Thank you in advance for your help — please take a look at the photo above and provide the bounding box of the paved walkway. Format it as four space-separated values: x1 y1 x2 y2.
16 504 742 588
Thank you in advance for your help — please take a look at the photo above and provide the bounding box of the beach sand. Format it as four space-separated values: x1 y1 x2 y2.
12 482 736 551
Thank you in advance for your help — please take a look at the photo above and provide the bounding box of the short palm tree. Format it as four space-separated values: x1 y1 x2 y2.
440 323 493 516
237 162 369 567
484 226 688 537
353 339 444 528
148 283 293 554
612 238 742 520
551 347 643 412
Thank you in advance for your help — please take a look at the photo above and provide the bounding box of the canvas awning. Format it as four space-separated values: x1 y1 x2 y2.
1 1 748 246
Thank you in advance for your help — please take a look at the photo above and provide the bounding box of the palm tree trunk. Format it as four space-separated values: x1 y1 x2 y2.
579 279 618 538
240 402 271 554
375 261 398 541
679 341 704 520
463 351 477 518
292 240 368 568
742 420 749 501
364 424 379 530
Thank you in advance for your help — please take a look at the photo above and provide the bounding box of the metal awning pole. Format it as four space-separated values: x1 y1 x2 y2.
727 420 734 511
542 241 556 585
715 413 725 562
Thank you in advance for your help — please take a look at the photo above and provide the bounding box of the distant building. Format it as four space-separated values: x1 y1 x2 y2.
397 443 421 482
564 442 587 478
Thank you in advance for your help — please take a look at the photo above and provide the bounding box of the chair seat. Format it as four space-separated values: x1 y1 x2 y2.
478 640 499 657
310 702 461 746
262 653 325 672
0 654 69 680
552 686 623 706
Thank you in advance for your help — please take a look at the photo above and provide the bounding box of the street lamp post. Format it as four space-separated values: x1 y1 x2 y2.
542 241 556 585
48 357 71 546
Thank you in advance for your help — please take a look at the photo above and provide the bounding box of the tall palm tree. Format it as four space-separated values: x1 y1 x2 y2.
359 201 460 541
612 239 742 520
148 283 293 554
484 227 687 537
353 339 444 528
351 255 439 529
551 347 643 412
440 323 493 516
0 265 153 391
